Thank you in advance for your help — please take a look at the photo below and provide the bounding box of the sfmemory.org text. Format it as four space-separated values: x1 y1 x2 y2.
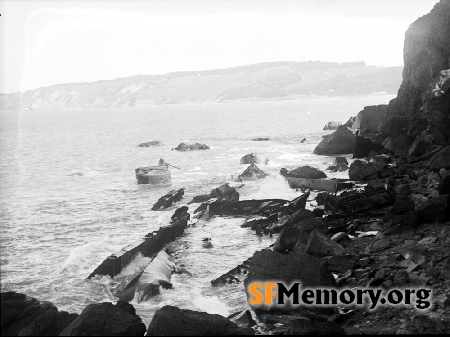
247 282 432 310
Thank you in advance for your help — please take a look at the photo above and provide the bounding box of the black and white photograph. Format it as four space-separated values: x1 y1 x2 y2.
1 0 449 335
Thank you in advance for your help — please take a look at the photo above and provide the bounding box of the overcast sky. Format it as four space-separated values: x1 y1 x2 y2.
0 0 438 94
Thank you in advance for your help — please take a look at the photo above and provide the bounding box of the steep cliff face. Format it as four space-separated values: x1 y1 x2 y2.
383 0 450 140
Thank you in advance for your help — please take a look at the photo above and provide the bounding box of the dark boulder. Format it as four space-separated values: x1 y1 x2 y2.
210 183 239 202
406 117 428 140
391 194 416 215
236 163 267 181
324 255 355 274
333 157 348 166
1 292 77 337
353 136 383 159
314 126 356 155
305 230 347 257
174 141 210 151
348 160 385 181
273 227 309 253
146 305 250 336
18 310 78 336
353 104 388 136
430 145 450 170
59 301 146 336
138 140 161 147
382 135 413 156
407 133 429 158
282 165 327 179
415 195 450 223
323 121 342 130
240 153 269 165
244 249 336 310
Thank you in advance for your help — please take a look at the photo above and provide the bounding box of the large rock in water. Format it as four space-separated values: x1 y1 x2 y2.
323 120 342 130
146 306 250 336
1 292 78 336
353 104 388 136
174 141 210 151
59 301 146 336
383 0 450 138
236 163 267 181
281 165 327 179
240 153 269 165
314 126 356 155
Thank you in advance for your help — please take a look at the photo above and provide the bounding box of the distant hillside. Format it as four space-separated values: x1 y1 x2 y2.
0 61 402 110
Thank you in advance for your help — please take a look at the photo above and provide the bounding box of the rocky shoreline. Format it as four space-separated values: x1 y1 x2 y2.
2 0 450 335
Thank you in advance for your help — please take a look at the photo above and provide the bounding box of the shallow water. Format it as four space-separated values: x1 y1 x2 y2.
0 95 393 324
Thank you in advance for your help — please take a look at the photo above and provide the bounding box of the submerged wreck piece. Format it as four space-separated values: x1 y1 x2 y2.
208 199 289 217
87 207 190 279
211 258 251 286
135 164 171 185
152 189 185 210
114 251 174 303
137 140 161 147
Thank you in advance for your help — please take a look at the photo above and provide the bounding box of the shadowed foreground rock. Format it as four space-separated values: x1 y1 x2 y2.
59 301 146 336
244 249 336 311
1 292 78 336
286 318 346 335
146 305 253 336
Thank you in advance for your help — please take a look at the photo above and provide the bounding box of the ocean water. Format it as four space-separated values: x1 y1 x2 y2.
0 95 393 325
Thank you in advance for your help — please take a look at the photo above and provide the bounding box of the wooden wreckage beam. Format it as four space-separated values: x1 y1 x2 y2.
87 208 190 279
207 192 310 218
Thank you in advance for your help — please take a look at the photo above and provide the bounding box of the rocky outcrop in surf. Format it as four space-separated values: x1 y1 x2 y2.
313 125 356 155
174 141 210 151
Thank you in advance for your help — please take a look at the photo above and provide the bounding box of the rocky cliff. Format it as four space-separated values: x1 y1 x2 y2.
383 0 450 141
0 61 401 110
